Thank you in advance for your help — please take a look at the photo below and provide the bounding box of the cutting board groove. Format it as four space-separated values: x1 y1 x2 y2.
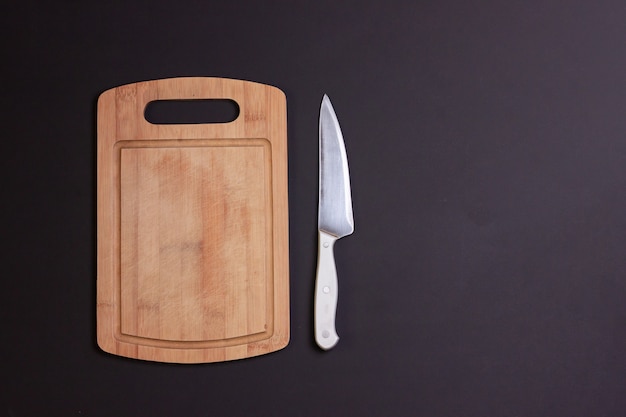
97 77 289 363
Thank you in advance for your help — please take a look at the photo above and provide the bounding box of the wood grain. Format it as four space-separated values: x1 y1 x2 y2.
97 77 289 363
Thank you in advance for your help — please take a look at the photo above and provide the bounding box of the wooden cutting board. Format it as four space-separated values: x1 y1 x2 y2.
96 77 289 363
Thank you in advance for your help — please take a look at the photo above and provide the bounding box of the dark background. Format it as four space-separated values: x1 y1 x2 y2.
2 0 626 415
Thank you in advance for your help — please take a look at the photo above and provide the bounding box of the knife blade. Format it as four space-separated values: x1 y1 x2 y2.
315 94 354 350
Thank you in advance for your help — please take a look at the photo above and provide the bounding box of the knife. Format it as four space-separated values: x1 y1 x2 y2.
315 94 354 350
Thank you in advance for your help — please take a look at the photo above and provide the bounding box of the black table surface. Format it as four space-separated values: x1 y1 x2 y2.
2 1 626 416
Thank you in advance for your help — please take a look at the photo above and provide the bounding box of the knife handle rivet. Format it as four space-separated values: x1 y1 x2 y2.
323 286 330 294
322 330 330 338
323 241 330 248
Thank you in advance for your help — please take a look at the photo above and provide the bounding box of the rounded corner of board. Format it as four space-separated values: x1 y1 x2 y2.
267 83 287 98
276 336 290 352
95 335 115 357
96 87 115 105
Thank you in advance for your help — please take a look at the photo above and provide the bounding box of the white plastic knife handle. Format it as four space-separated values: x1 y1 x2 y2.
315 230 340 350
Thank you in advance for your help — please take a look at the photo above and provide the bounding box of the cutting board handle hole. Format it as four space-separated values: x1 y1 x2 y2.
144 99 240 124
